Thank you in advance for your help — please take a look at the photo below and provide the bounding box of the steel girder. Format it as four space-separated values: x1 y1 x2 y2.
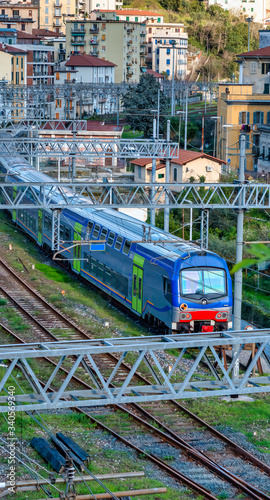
1 119 88 132
200 209 210 249
0 138 177 159
0 330 269 412
0 182 269 210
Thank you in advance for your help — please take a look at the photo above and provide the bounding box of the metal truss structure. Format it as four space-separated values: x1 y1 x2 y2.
0 138 178 159
200 209 209 249
1 181 269 210
0 330 269 412
0 119 89 132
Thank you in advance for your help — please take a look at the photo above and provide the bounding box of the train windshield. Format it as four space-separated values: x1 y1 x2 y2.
180 268 226 299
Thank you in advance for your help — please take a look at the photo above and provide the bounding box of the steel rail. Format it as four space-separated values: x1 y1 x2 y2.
2 324 269 500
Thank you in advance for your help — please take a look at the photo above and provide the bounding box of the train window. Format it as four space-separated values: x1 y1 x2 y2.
163 277 172 304
92 224 100 239
133 274 137 296
123 239 131 255
115 235 123 251
97 262 104 280
91 258 97 275
111 270 117 289
107 231 115 246
86 221 93 239
44 215 48 229
100 228 108 240
105 266 111 284
138 277 142 300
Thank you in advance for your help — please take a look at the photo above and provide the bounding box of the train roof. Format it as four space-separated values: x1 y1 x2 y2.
1 156 222 263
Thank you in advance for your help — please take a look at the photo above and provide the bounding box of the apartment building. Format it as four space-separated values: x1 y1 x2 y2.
216 83 270 172
150 23 188 80
0 3 38 33
92 9 163 23
82 0 123 13
207 0 270 24
66 18 146 82
39 0 76 34
237 46 270 94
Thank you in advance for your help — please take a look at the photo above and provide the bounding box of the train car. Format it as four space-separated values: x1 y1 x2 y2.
0 155 233 334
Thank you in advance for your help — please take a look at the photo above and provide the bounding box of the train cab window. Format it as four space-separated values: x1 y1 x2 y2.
86 221 93 239
65 227 71 241
107 231 115 246
115 235 123 251
92 224 100 239
97 262 104 279
91 257 97 275
105 266 111 284
100 228 108 240
123 239 131 255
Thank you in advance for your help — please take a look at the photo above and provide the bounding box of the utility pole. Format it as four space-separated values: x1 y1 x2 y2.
184 85 188 150
164 120 170 232
150 118 157 227
201 112 205 152
233 133 246 381
171 41 176 116
246 17 253 52
157 88 160 139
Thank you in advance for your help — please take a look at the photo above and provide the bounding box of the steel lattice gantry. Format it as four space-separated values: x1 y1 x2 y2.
0 138 178 159
0 331 269 412
0 181 270 210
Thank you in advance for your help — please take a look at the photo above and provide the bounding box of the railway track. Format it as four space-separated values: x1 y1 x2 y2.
1 258 270 499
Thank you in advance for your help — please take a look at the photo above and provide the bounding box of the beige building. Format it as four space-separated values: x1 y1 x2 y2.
0 49 12 82
66 18 146 82
216 83 270 172
0 3 38 33
39 0 76 34
132 151 224 186
237 46 270 94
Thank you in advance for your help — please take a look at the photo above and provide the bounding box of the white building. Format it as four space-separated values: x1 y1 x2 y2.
84 0 123 13
207 0 270 24
150 23 188 80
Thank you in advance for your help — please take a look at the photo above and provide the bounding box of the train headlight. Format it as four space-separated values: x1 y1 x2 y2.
180 312 192 320
215 312 227 320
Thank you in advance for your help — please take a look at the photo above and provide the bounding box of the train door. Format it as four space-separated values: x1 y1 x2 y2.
38 210 42 245
132 255 145 315
12 186 17 222
73 222 82 273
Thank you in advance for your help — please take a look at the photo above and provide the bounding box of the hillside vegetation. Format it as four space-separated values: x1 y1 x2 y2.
124 0 261 78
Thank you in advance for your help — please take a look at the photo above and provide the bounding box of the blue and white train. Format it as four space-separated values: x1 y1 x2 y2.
0 154 233 333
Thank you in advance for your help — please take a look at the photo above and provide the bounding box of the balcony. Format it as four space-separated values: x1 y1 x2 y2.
127 40 132 45
71 38 85 45
90 27 99 33
127 27 133 33
54 11 62 17
90 39 98 45
90 50 99 56
71 28 85 34
54 2 62 6
53 22 62 27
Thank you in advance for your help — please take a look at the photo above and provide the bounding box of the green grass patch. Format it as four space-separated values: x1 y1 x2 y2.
35 263 73 283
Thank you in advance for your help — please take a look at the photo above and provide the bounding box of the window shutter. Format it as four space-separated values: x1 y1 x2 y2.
260 112 264 124
247 112 250 124
253 112 256 124
267 111 270 125
239 111 242 124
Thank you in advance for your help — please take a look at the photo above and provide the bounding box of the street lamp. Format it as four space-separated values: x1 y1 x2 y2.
222 124 233 172
246 17 253 52
211 116 220 157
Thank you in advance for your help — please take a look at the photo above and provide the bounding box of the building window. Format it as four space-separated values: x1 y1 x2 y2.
261 63 270 74
56 72 60 80
166 69 170 76
45 17 49 24
253 111 264 125
158 173 164 178
166 59 170 65
21 24 25 31
45 7 49 13
21 58 23 68
267 111 270 124
13 10 19 16
264 83 270 94
138 165 141 178
21 71 23 81
126 16 129 21
149 27 152 34
135 16 138 21
239 111 250 124
250 61 257 74
166 48 170 55
29 10 32 16
173 167 177 182
102 45 105 52
16 72 19 84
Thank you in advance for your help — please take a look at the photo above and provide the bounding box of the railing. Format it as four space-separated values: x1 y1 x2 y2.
90 28 99 33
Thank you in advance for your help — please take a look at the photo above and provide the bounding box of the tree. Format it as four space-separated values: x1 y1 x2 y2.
122 74 169 138
231 244 270 274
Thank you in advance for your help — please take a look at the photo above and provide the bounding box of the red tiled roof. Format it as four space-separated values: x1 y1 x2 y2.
237 46 270 58
132 150 224 167
17 30 40 39
43 120 122 132
0 43 27 54
146 69 164 78
65 54 116 67
33 29 62 37
97 9 162 16
148 164 165 171
171 150 225 166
